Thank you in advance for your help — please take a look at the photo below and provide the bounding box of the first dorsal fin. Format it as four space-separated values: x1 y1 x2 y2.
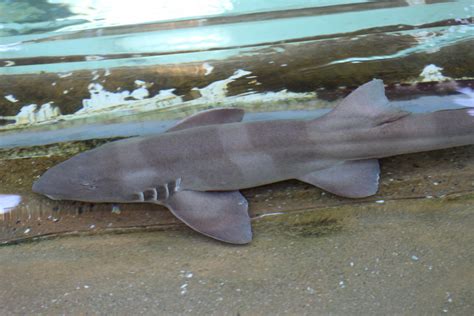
167 108 244 132
325 79 409 126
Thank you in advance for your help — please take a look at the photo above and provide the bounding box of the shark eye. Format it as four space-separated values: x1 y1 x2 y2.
79 180 97 190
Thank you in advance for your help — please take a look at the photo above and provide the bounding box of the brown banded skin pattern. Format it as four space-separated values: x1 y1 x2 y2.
32 81 474 244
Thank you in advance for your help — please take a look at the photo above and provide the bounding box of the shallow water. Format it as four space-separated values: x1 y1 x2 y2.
1 1 474 313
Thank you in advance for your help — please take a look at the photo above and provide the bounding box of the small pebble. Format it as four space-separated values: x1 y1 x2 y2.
111 205 121 214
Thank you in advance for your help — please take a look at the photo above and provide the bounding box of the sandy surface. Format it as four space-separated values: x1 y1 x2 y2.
1 193 473 315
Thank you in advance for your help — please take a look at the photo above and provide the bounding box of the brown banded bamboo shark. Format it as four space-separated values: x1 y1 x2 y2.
32 80 474 244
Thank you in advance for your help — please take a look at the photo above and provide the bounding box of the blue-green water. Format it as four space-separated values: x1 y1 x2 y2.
1 1 473 74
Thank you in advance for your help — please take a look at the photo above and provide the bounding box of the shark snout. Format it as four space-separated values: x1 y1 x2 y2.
32 176 54 197
32 167 69 200
32 177 46 194
33 176 71 201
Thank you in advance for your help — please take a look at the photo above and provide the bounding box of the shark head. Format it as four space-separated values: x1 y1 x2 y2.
32 152 130 203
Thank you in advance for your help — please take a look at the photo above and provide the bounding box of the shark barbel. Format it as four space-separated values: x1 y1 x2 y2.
33 80 474 244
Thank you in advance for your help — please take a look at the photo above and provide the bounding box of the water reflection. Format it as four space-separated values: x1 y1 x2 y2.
0 194 21 215
49 0 233 30
455 88 474 116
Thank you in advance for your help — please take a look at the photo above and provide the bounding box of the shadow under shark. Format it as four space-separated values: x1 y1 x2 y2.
33 80 474 244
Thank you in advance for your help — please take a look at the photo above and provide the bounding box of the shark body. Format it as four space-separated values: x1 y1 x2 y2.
33 80 474 243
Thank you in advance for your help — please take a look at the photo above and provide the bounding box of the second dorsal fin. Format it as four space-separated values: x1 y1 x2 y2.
167 108 244 132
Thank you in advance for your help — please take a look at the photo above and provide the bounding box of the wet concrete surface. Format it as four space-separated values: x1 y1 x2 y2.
1 194 473 315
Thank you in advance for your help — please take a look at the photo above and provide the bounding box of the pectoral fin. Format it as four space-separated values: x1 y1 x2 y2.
167 108 244 132
164 190 252 244
298 159 380 198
